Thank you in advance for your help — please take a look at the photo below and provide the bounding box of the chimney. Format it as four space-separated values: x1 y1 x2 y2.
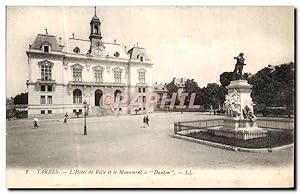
72 33 75 39
124 46 127 52
114 39 116 44
136 42 139 47
59 37 62 45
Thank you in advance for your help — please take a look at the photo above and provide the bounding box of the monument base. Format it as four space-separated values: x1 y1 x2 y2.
214 117 267 140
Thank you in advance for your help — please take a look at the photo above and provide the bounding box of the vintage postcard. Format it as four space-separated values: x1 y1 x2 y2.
6 6 294 188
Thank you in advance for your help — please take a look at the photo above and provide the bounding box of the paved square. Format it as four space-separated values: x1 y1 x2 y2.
7 112 293 169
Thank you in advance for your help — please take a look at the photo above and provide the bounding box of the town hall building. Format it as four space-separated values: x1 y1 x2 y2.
26 8 154 118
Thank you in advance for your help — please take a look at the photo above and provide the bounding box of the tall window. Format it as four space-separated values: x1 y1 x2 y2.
41 85 46 91
41 62 52 81
138 72 146 84
47 96 52 104
114 90 121 102
40 96 46 104
94 69 103 82
72 65 83 82
114 70 122 83
73 89 82 104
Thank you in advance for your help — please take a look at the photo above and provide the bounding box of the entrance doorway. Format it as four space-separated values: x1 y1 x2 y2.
95 89 103 106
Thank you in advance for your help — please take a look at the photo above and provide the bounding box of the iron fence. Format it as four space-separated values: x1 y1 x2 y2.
173 118 294 149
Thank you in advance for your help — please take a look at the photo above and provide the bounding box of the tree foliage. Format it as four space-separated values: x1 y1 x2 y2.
166 80 178 93
202 83 226 109
220 72 251 88
13 92 28 104
248 62 294 117
183 79 203 105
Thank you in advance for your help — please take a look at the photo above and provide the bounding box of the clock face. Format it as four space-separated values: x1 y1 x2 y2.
93 49 102 56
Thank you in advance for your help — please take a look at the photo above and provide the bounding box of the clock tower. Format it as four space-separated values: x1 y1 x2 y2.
89 6 104 56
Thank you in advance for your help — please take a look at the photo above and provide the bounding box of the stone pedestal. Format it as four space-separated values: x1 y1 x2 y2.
217 79 267 140
215 117 267 140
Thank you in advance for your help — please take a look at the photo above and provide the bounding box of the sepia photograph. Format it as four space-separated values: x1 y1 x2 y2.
5 6 295 188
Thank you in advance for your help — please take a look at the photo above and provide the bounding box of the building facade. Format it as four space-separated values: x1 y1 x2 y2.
26 9 154 118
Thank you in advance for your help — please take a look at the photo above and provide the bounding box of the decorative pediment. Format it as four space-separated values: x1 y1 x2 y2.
92 65 104 71
70 64 84 70
137 68 146 73
38 60 54 67
112 67 123 72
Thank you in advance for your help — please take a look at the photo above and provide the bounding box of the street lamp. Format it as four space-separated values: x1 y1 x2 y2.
83 100 87 135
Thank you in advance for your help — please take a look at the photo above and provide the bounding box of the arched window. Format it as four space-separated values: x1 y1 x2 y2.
95 89 103 106
114 89 121 101
94 25 99 34
114 51 120 57
73 89 82 104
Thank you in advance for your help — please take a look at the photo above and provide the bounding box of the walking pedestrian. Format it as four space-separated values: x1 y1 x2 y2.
64 112 68 124
33 118 39 128
143 116 146 128
145 115 150 127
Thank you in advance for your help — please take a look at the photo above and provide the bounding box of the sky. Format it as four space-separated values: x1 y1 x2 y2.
6 6 294 98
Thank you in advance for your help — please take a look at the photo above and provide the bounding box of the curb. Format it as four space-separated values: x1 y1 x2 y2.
170 134 294 153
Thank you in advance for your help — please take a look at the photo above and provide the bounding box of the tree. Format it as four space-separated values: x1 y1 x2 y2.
248 62 294 117
183 79 203 105
202 83 226 110
272 63 294 117
219 72 234 88
166 80 178 93
13 92 28 104
220 72 251 88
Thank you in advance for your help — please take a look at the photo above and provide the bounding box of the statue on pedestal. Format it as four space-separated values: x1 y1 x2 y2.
233 52 246 79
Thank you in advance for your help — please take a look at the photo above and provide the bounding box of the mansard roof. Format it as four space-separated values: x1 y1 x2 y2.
127 46 152 62
65 38 129 59
31 34 62 52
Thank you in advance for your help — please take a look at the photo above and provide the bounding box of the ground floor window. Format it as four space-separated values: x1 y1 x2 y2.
48 110 52 114
41 110 45 114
